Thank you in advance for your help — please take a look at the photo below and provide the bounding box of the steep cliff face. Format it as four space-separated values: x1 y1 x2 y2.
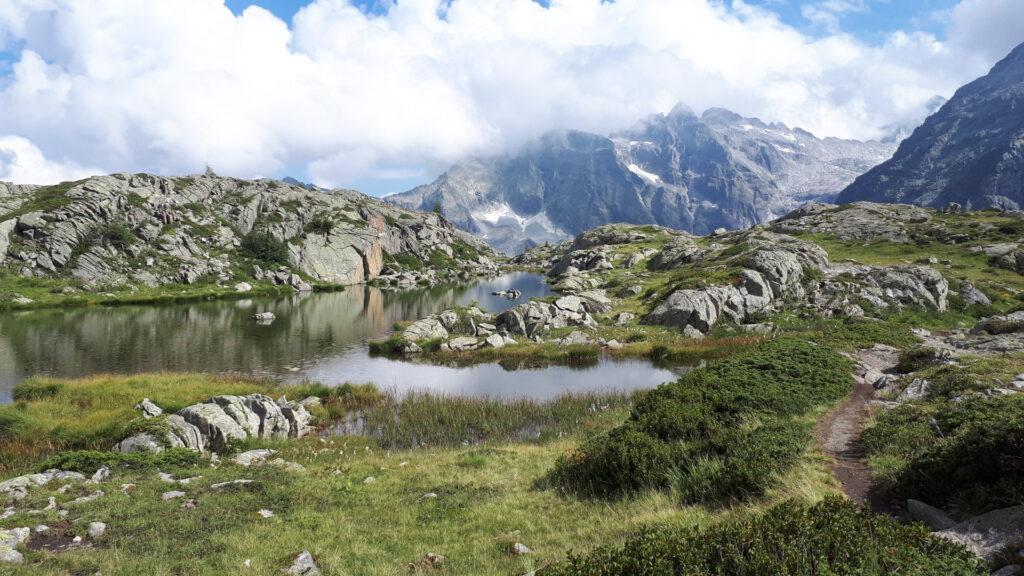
389 104 895 255
839 42 1024 210
0 173 497 291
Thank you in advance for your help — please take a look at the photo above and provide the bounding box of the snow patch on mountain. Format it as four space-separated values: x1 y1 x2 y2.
627 163 661 184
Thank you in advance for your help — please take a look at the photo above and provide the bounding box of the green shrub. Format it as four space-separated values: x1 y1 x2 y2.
304 215 333 236
97 223 138 249
547 497 983 576
39 448 205 474
368 334 405 354
550 338 852 502
865 395 1024 516
239 231 290 265
897 347 941 373
384 250 424 271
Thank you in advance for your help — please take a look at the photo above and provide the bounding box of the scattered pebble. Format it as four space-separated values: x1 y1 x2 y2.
210 479 253 490
87 522 106 539
363 476 376 484
34 525 49 533
512 542 531 555
161 491 186 501
120 483 136 495
284 550 320 575
69 491 104 505
72 536 82 544
181 499 198 510
258 509 274 518
417 492 438 501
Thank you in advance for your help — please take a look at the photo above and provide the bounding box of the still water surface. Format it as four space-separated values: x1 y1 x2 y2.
0 273 681 402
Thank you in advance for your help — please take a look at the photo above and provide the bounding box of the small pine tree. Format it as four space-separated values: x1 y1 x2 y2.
432 201 443 216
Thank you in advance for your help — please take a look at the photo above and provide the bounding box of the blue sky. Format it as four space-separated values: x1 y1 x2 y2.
225 0 963 43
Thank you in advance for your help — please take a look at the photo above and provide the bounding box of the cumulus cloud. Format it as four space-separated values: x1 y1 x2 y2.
0 0 1020 190
0 134 101 185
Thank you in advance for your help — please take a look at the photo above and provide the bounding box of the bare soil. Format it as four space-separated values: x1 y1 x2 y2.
815 378 901 516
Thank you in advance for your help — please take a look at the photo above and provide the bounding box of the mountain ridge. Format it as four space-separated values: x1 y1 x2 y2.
388 105 896 255
838 41 1024 209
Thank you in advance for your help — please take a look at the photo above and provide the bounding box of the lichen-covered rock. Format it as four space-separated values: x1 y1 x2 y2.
934 505 1024 562
648 237 705 270
403 318 448 342
135 398 163 419
178 402 247 451
972 311 1024 335
770 202 930 244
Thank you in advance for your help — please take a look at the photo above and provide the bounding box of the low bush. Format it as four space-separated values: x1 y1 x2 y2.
304 215 333 236
550 338 852 503
97 223 138 249
38 448 205 474
864 395 1024 516
546 497 984 576
239 231 290 265
896 347 942 373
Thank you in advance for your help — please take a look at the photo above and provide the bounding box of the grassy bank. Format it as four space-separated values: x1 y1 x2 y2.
0 374 276 473
0 375 636 475
0 271 329 312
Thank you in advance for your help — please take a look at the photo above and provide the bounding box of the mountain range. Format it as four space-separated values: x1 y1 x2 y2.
387 104 898 254
839 41 1024 210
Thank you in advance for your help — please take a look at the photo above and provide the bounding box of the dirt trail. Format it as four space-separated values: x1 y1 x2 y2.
814 377 900 515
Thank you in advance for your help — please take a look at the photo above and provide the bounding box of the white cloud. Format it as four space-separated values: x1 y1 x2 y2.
0 0 1019 190
0 134 101 185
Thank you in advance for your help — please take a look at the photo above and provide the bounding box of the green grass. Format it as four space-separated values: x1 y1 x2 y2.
0 374 275 473
0 273 295 312
0 180 84 222
0 368 851 575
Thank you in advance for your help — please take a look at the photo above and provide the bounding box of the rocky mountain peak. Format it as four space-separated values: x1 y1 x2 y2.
388 105 897 255
838 41 1024 210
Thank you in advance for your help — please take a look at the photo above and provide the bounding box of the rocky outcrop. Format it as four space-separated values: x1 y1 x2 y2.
972 311 1024 335
402 318 449 342
0 470 85 500
549 245 615 276
0 173 497 292
645 268 780 334
114 394 311 453
934 505 1024 562
770 202 930 244
648 237 705 270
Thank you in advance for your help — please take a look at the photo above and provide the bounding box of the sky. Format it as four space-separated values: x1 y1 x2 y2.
0 0 1021 196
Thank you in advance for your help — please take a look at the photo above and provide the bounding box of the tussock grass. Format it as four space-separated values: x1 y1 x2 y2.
322 388 636 449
